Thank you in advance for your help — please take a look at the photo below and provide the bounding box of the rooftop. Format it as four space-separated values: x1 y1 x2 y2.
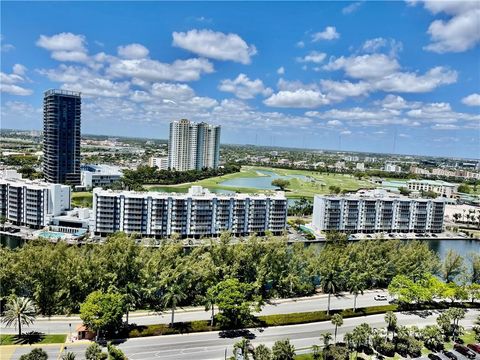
81 164 123 175
407 179 456 187
44 89 81 97
315 189 446 202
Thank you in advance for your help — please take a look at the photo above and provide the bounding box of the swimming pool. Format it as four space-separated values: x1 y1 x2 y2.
37 231 66 239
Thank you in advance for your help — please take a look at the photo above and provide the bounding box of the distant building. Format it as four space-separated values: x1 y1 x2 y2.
407 179 456 198
384 163 402 173
168 119 221 171
149 157 169 170
344 156 359 162
312 189 445 233
410 166 431 176
0 176 71 229
431 168 456 177
81 164 123 189
92 186 287 238
43 89 82 185
356 163 365 171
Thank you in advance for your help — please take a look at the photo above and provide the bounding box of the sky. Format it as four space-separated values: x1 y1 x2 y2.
1 1 479 158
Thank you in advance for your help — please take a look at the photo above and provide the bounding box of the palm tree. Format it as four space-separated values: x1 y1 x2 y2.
331 314 343 344
321 332 333 347
348 274 365 312
320 270 339 315
204 287 216 327
2 296 36 337
162 284 186 327
61 352 76 360
384 311 397 340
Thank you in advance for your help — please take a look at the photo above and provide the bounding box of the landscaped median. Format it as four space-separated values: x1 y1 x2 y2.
128 302 480 338
0 334 66 346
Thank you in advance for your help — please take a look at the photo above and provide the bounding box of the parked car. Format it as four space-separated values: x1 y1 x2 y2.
442 350 458 360
454 344 476 359
467 343 480 354
374 294 388 301
428 354 442 360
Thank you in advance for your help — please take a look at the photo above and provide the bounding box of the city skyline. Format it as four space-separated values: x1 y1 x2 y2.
1 1 479 158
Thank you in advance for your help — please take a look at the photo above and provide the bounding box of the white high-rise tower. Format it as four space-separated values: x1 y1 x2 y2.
168 119 221 171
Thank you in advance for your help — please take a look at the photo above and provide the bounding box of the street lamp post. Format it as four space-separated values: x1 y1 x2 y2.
69 323 72 342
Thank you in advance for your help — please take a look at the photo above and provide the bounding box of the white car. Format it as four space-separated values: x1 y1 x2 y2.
374 294 388 301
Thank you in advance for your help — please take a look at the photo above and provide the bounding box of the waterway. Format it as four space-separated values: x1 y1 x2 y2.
219 170 310 190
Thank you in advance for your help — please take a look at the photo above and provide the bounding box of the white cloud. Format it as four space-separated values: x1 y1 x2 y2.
378 95 413 110
342 2 363 14
36 32 86 52
296 41 305 48
324 53 400 79
264 89 329 108
117 43 150 59
0 64 32 96
341 130 352 135
297 51 327 64
1 35 14 52
61 78 130 98
277 78 319 91
462 93 480 106
277 66 285 75
107 57 214 82
320 80 370 101
311 26 340 41
432 124 459 130
172 29 257 64
218 73 272 99
361 37 403 56
327 120 343 126
412 1 480 53
150 82 195 101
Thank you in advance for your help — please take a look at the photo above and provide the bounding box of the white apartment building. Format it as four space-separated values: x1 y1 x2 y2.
356 163 365 171
384 163 402 172
407 179 456 198
92 186 287 238
312 189 445 233
168 119 221 171
81 164 123 189
0 177 71 228
149 157 169 170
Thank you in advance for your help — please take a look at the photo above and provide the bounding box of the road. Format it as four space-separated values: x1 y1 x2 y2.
6 309 480 360
0 290 390 334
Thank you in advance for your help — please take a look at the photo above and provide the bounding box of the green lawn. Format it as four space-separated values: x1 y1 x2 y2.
71 191 93 208
0 334 66 346
148 166 373 199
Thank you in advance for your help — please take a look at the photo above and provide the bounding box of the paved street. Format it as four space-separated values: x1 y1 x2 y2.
0 290 389 335
4 309 479 360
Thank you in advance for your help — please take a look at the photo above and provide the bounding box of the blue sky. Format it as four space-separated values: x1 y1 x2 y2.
1 1 479 158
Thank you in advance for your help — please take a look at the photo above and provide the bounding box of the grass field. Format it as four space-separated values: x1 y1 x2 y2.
148 166 373 199
0 334 66 346
71 191 93 208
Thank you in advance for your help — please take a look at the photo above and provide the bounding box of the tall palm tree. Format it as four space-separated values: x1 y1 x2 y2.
321 332 333 347
61 352 76 360
348 274 365 312
204 287 216 327
331 314 343 344
384 311 397 340
162 284 186 327
2 296 37 337
320 270 339 315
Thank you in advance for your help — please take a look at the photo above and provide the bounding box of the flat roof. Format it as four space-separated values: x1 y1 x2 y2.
407 179 456 187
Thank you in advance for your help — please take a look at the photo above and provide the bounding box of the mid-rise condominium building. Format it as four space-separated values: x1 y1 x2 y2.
149 157 169 170
0 176 71 228
43 89 82 185
92 186 287 238
168 119 221 171
80 164 123 189
312 189 445 233
407 179 456 198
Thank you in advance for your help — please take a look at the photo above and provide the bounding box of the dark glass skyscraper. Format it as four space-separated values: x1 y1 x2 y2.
43 89 81 185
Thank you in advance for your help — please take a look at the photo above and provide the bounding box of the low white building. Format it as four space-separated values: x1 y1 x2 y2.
81 164 123 189
407 179 457 198
92 186 288 238
149 157 169 170
0 176 71 228
356 163 365 171
384 163 402 172
312 189 445 233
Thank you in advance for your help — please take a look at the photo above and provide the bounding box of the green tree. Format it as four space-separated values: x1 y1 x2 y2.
61 353 76 360
457 183 470 194
321 332 333 347
204 287 217 327
19 348 48 360
85 343 107 360
311 345 321 360
331 314 343 344
442 250 464 282
213 278 257 328
2 296 36 337
233 338 253 360
107 343 127 360
398 187 411 196
79 291 126 338
253 344 271 360
348 273 366 312
271 179 290 191
420 325 444 351
384 311 397 339
320 269 340 315
271 339 295 360
162 284 186 327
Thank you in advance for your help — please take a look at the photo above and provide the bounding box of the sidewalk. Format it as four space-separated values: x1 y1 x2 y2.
22 289 387 322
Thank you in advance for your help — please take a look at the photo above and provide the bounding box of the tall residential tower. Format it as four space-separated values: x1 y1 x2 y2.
168 119 221 171
43 89 81 185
